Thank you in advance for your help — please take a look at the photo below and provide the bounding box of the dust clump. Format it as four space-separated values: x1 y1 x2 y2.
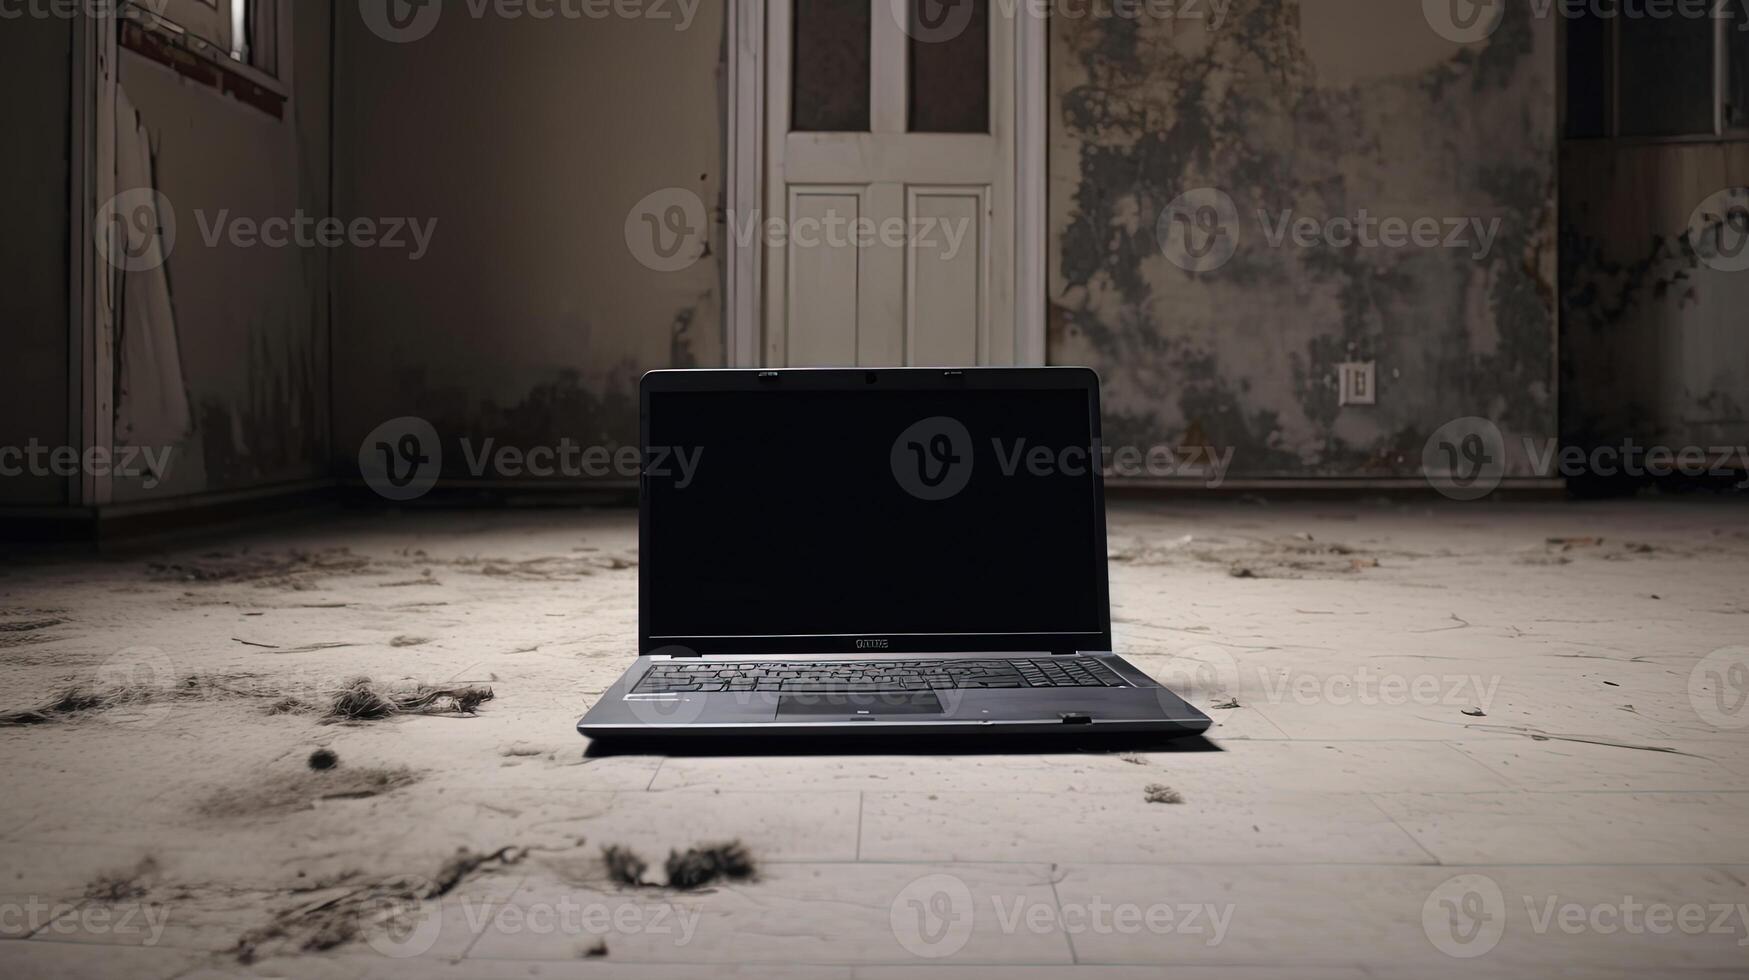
583 939 610 957
1210 697 1241 710
234 846 525 962
602 845 649 886
326 676 494 721
1144 784 1184 805
86 857 160 902
664 841 756 890
0 685 147 726
308 748 339 771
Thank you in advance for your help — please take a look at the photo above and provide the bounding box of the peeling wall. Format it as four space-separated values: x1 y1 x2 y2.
1048 0 1558 478
332 7 724 482
113 0 334 501
1562 142 1749 457
0 14 72 506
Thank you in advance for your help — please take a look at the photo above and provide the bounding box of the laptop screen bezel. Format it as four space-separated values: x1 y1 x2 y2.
637 367 1115 657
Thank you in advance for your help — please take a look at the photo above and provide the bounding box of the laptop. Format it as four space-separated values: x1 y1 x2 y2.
576 366 1212 739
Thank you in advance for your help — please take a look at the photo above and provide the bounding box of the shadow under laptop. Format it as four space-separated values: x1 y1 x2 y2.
581 731 1223 758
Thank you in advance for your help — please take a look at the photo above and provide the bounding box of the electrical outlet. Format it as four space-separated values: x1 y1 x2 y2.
1338 361 1376 406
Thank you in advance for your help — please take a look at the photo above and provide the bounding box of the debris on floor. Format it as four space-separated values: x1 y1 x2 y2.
0 685 148 725
85 856 161 902
1462 707 1487 717
200 767 420 818
1210 697 1242 710
664 841 756 890
583 940 609 958
307 749 339 771
234 846 525 962
1144 784 1185 805
326 677 495 721
602 845 649 886
430 846 528 898
600 842 757 890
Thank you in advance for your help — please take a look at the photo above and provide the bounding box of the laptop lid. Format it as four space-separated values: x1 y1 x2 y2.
638 368 1114 656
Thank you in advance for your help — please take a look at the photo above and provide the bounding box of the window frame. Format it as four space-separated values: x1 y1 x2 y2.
124 0 290 97
1562 0 1749 143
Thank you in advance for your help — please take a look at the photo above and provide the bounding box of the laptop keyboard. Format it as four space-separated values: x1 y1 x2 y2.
633 657 1129 693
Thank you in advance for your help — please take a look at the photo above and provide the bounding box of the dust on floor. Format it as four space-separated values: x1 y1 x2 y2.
1 501 1747 976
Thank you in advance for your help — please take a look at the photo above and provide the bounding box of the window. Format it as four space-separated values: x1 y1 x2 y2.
140 0 280 78
1565 0 1748 139
792 0 871 132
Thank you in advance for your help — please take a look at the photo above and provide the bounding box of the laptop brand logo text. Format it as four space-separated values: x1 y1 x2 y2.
856 638 890 650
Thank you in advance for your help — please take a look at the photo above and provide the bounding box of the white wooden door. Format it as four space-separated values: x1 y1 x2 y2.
764 0 1016 367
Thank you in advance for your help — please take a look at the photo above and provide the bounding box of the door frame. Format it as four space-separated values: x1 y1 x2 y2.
724 0 1046 368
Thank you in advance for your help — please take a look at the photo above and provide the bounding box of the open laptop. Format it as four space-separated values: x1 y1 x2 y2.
576 367 1212 739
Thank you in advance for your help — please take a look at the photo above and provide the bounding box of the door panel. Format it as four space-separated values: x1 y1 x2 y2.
786 189 862 366
907 188 984 365
766 0 1015 368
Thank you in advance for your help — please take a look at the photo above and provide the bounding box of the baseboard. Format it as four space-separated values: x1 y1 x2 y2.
0 480 341 550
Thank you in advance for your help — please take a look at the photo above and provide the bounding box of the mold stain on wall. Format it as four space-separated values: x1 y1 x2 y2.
1048 0 1557 478
1561 143 1749 458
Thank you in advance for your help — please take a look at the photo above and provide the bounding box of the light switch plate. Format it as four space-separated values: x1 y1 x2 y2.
1338 361 1377 406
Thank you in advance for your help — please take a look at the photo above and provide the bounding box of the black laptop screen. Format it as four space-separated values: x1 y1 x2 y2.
643 385 1107 644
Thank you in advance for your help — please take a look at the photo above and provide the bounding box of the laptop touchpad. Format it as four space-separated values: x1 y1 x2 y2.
777 693 944 717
